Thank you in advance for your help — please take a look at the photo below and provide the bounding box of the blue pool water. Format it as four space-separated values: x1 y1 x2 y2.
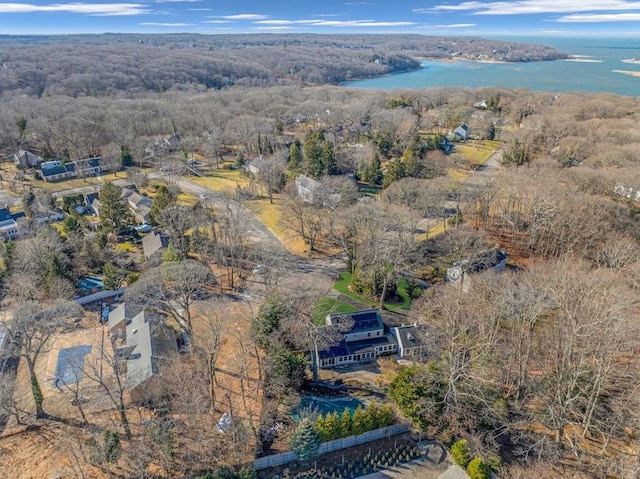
292 395 364 422
77 276 104 293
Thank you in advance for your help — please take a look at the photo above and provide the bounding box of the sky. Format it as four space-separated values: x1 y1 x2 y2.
2 0 640 35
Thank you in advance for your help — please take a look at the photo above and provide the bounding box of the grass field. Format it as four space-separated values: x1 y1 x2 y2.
333 271 412 311
192 169 248 193
247 195 309 254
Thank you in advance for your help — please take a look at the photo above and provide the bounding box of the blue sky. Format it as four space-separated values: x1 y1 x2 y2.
2 1 640 35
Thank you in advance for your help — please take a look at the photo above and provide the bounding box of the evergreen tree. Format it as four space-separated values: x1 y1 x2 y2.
288 416 321 462
401 148 421 178
351 406 367 435
119 145 133 167
382 159 405 189
315 415 331 442
303 130 325 179
62 215 79 234
234 151 246 168
363 154 382 185
103 262 122 290
339 409 353 437
98 181 133 233
364 402 379 430
288 139 303 173
322 141 337 175
149 184 176 225
324 411 341 440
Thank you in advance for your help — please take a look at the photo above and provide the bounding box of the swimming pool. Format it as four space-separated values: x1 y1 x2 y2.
292 395 363 422
77 276 104 293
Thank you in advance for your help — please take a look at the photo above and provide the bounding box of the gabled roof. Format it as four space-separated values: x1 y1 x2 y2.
142 231 170 258
295 174 323 193
125 310 177 391
127 192 153 209
108 302 140 332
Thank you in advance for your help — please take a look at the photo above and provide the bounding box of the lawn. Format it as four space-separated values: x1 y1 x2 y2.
191 169 248 193
333 271 412 311
453 141 498 167
247 195 308 255
312 297 359 325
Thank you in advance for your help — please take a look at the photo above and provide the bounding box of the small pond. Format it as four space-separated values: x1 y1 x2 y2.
292 394 364 422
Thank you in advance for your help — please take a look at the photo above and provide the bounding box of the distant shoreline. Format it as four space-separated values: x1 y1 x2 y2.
613 69 640 78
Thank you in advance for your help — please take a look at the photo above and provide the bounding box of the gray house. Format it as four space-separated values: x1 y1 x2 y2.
392 325 428 359
13 150 42 169
453 124 469 141
108 304 177 402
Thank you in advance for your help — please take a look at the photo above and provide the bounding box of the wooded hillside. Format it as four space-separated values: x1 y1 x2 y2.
0 34 567 97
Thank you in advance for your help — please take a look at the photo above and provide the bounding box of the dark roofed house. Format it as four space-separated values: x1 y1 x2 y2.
0 207 23 240
40 161 75 182
142 231 170 258
316 309 398 369
84 192 100 216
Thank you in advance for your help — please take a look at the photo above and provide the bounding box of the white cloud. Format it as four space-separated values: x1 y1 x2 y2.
213 13 268 20
203 20 232 23
254 19 308 25
434 23 476 27
0 2 149 15
558 12 640 21
425 1 640 15
254 18 414 27
140 22 193 26
252 26 297 30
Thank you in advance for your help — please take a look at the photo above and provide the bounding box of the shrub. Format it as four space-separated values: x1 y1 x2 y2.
103 429 121 463
450 439 471 468
466 456 491 479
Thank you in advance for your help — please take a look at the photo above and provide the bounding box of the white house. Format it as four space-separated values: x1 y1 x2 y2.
316 309 397 369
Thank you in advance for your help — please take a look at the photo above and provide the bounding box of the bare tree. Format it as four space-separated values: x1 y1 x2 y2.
123 260 216 342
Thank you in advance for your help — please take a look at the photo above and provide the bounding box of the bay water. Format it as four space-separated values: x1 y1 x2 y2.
344 36 640 97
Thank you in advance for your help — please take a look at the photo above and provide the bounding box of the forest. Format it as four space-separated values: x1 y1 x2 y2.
0 34 638 479
0 34 567 97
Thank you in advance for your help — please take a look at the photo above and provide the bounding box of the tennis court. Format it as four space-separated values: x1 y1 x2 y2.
55 345 92 386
